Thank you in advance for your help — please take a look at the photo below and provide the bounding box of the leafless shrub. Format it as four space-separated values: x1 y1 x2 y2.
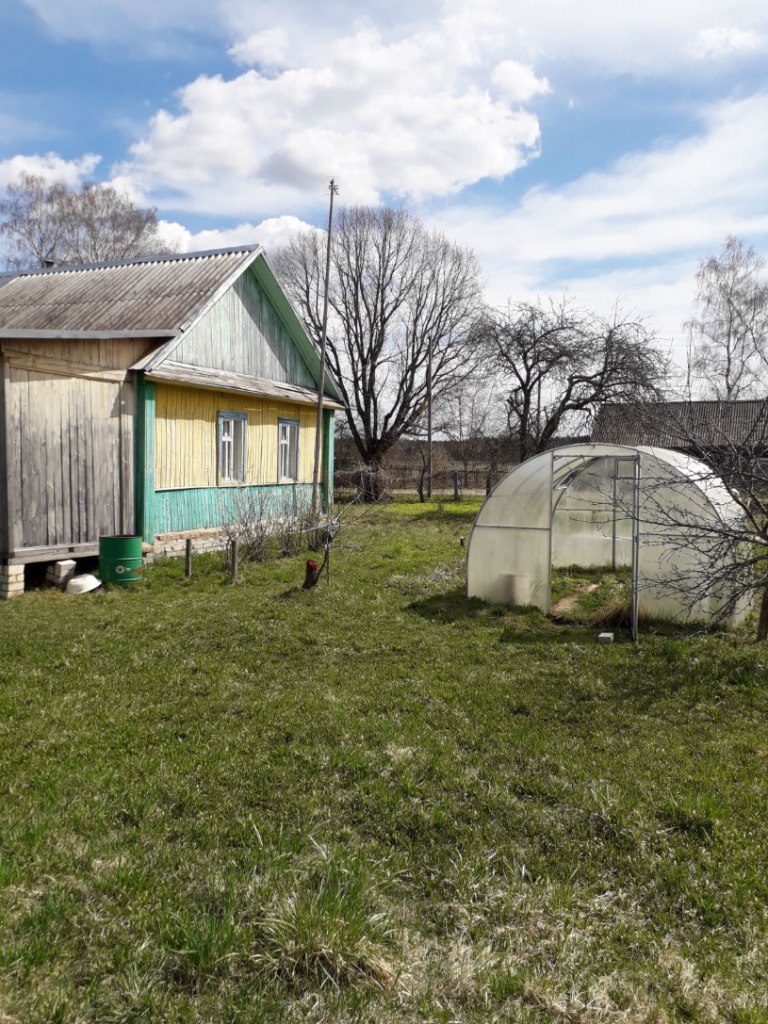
220 491 271 564
221 491 332 567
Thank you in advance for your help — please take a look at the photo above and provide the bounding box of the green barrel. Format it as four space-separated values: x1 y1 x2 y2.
99 535 144 585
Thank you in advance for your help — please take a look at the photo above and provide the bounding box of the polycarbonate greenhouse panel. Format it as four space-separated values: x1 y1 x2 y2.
467 524 551 611
466 443 753 630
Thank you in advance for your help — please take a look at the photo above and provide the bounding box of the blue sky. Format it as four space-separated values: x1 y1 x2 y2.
2 0 768 361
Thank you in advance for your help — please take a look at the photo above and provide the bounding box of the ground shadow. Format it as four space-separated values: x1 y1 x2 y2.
407 588 492 623
407 588 611 645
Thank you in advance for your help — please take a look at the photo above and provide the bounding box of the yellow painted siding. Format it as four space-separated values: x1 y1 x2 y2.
154 382 319 489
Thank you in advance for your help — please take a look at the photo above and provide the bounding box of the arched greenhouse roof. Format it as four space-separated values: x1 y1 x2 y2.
467 443 751 632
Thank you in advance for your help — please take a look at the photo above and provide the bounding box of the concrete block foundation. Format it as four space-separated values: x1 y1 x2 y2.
0 563 25 599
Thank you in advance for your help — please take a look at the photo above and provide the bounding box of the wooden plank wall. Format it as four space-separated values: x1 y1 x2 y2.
154 382 319 490
2 338 152 552
0 359 9 554
173 270 317 390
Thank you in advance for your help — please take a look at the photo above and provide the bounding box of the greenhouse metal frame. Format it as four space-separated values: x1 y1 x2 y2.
466 443 751 639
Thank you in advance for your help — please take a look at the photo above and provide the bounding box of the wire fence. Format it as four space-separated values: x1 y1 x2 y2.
334 464 515 498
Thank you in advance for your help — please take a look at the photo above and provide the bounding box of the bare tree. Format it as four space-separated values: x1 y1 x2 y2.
478 297 669 463
610 400 768 638
686 236 768 399
435 379 509 481
0 172 175 271
275 206 483 498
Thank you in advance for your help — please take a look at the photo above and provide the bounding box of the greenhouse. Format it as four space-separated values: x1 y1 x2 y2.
466 443 752 638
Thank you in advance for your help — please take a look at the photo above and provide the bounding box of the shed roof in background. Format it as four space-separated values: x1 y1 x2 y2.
592 400 768 449
0 246 261 337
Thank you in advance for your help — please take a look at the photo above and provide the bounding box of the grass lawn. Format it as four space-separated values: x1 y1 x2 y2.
1 499 768 1023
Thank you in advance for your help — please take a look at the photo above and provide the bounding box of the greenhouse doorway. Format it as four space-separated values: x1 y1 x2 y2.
550 453 641 639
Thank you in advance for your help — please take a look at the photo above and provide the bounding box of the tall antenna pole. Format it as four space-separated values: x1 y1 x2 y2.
427 337 433 500
311 178 339 517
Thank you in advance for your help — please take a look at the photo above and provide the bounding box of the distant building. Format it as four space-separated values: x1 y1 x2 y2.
592 400 768 458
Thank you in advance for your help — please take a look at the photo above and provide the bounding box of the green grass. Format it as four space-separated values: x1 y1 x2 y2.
551 564 634 628
1 499 768 1022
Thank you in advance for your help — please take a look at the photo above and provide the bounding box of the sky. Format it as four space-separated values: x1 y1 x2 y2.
1 0 767 363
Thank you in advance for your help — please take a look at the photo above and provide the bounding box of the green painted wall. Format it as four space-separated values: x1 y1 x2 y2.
323 409 334 511
135 376 156 543
154 483 316 535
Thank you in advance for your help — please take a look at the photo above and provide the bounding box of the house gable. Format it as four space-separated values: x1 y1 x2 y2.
172 267 315 389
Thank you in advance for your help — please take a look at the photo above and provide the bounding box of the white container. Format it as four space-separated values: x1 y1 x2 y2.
66 574 102 595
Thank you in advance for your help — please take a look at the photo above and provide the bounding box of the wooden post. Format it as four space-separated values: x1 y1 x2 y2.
185 538 193 578
311 179 339 517
427 337 433 500
757 583 768 642
230 539 239 582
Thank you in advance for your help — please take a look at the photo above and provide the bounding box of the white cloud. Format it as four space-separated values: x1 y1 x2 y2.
477 0 768 76
115 16 545 215
229 28 289 67
491 61 550 102
159 214 315 255
0 152 101 189
22 0 437 55
22 0 768 78
688 26 765 60
429 94 768 358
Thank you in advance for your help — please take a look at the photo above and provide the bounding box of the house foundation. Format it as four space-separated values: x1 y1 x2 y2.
0 563 25 599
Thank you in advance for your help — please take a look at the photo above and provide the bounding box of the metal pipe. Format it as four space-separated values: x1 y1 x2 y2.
311 179 338 517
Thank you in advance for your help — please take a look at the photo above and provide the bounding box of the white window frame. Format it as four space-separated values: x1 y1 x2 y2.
218 412 247 484
278 418 300 482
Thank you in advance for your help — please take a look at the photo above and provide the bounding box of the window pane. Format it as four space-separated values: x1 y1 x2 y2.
220 414 247 482
278 419 299 481
233 419 245 481
289 422 298 479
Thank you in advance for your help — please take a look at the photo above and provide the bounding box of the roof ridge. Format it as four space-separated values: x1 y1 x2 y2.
0 244 262 280
601 398 768 408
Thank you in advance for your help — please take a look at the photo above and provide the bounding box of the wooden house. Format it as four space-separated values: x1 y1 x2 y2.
0 245 341 597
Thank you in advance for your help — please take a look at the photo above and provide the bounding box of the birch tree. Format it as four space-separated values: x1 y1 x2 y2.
686 237 768 399
0 172 174 270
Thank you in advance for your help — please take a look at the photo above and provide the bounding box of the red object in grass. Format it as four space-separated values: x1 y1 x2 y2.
303 559 321 589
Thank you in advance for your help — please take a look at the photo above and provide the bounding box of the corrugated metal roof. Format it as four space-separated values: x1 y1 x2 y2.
0 246 260 336
592 400 768 448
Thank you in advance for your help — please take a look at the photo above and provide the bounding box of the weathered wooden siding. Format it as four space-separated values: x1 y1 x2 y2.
154 382 319 489
1 339 151 553
0 359 10 555
2 338 152 371
172 268 317 389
